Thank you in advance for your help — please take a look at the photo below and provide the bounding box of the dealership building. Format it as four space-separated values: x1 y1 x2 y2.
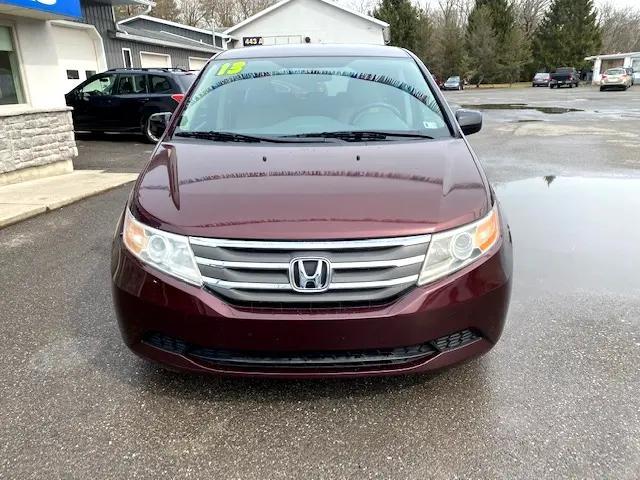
585 51 640 85
224 0 389 48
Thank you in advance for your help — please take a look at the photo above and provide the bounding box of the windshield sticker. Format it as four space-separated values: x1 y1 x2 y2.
190 68 439 113
216 61 247 76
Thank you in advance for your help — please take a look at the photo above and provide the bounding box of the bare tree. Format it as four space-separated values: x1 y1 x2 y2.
599 2 640 53
514 0 549 39
179 0 208 27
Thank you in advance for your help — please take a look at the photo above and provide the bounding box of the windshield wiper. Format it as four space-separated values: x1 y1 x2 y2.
175 131 308 143
285 131 435 141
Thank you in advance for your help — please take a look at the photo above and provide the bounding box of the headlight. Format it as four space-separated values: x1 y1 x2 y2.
418 206 500 286
122 209 202 286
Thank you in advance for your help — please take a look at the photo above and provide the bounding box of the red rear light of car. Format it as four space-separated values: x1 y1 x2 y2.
171 94 185 103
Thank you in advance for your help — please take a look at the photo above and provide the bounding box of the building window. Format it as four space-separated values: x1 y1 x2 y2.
66 70 80 80
85 70 96 79
122 48 133 68
0 26 25 105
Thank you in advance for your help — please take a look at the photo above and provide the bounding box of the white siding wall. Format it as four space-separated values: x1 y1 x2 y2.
9 18 67 109
230 0 385 46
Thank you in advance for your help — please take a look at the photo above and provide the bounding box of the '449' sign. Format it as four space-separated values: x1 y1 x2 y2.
243 37 264 47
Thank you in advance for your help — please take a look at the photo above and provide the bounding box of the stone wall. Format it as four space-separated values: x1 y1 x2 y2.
0 108 77 175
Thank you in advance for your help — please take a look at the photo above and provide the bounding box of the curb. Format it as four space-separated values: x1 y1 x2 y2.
0 171 138 229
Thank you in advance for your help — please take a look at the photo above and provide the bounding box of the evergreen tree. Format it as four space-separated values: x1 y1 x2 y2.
466 6 499 86
470 0 516 44
500 25 532 84
150 0 180 21
430 3 467 80
373 0 420 51
413 8 434 65
467 0 521 83
533 0 601 71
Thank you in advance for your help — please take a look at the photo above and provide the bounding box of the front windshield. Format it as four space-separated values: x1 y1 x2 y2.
447 77 460 82
175 56 450 139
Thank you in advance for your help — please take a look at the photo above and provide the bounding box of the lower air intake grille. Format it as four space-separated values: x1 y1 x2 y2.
432 329 479 351
144 329 481 369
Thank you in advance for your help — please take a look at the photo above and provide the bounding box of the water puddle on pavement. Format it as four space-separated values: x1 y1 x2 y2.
494 176 640 293
463 104 583 114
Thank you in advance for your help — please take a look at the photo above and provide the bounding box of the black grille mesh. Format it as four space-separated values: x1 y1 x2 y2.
144 329 481 369
432 329 479 351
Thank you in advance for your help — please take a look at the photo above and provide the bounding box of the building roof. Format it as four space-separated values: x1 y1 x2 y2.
115 25 223 53
216 43 407 60
585 51 640 61
119 14 232 38
224 0 389 35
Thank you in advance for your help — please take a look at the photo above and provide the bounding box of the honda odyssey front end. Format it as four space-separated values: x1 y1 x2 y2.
111 44 513 378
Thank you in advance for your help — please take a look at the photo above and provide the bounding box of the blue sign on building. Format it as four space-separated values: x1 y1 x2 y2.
0 0 82 18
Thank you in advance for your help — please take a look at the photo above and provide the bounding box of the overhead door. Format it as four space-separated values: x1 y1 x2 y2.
188 57 209 71
52 25 101 94
140 52 172 68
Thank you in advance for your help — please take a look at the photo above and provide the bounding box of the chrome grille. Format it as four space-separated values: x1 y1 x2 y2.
190 235 431 305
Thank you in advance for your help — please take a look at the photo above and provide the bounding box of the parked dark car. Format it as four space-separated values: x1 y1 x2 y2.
111 44 513 379
443 76 463 90
65 68 197 142
532 72 550 87
549 67 579 88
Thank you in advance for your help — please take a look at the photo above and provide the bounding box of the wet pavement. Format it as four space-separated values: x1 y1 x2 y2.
1 87 639 479
448 85 640 183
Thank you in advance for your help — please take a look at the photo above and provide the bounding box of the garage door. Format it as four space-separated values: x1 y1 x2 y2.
52 25 101 94
188 57 209 71
140 52 172 69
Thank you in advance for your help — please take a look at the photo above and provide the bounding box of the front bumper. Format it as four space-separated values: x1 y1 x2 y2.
111 217 513 378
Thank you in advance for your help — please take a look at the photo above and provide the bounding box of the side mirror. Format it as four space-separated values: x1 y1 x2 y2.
455 109 483 136
147 112 172 142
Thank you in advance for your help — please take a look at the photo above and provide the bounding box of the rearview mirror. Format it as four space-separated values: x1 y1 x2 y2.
147 112 172 142
455 109 483 136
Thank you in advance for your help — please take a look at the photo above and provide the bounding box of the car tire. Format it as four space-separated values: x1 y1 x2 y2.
142 115 160 144
600 87 605 92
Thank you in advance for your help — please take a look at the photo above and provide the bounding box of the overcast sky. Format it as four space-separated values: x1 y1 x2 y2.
596 0 639 8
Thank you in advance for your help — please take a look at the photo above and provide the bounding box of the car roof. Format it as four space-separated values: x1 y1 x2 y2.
106 68 194 75
215 44 411 60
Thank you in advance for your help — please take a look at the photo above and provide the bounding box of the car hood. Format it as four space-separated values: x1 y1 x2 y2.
132 138 490 240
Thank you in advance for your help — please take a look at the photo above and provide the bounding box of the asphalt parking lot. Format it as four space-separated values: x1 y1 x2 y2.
1 86 638 479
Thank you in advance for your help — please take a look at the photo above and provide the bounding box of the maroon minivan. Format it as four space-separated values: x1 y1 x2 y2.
111 44 512 378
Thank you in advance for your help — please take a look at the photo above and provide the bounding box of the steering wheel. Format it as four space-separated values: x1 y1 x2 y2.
351 102 402 124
